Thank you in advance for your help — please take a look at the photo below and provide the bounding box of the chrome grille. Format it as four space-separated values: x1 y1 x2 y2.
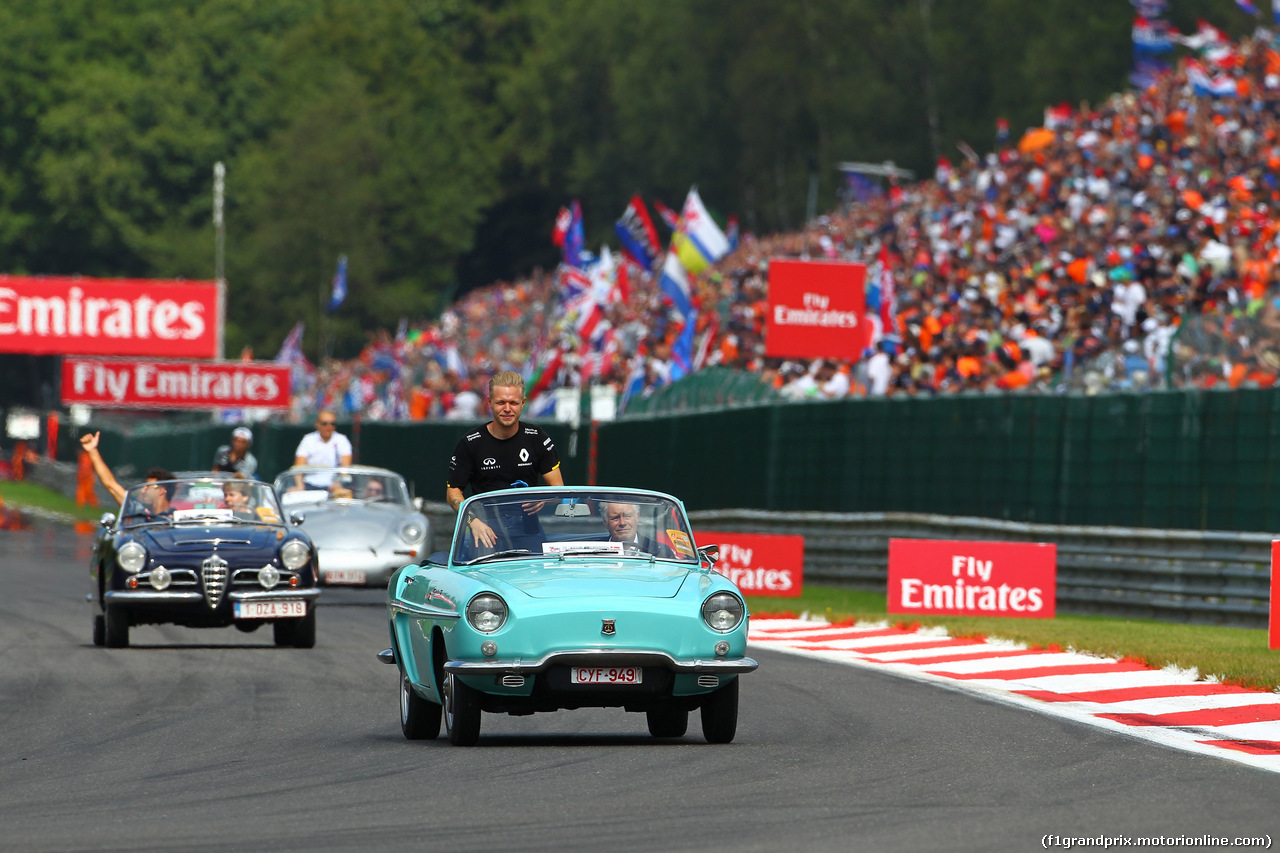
500 675 526 688
201 556 229 608
697 675 720 688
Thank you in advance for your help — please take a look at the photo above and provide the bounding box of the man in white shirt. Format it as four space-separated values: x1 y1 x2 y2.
865 348 892 396
292 410 353 489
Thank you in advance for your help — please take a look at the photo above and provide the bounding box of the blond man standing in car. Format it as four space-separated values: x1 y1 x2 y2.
446 371 562 548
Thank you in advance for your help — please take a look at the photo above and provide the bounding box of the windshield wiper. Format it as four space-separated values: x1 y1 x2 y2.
462 549 533 565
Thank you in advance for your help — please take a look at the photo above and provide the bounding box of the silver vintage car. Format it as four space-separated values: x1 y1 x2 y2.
274 466 430 587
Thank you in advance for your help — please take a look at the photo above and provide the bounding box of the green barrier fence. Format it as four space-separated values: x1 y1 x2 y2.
72 386 1280 533
77 418 588 502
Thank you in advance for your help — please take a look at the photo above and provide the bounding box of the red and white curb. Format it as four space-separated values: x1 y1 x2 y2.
748 616 1280 774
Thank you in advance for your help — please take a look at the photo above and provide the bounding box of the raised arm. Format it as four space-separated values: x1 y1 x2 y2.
79 432 126 505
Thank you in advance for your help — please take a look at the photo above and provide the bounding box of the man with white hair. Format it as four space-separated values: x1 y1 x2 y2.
212 426 258 477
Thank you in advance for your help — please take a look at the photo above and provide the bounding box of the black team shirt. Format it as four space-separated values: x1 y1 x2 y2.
447 424 561 496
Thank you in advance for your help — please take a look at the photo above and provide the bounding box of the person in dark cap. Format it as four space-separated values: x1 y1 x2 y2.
213 427 258 477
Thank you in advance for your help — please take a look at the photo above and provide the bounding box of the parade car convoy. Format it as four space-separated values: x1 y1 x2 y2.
89 471 755 744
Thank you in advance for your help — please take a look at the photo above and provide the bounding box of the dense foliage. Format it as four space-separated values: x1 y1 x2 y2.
0 0 1235 362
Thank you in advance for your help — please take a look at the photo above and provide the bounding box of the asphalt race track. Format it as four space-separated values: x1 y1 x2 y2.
2 523 1277 853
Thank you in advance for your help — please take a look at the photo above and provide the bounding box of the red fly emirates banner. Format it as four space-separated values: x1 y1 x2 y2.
888 538 1057 618
695 530 803 597
0 275 221 357
765 259 869 361
62 358 290 410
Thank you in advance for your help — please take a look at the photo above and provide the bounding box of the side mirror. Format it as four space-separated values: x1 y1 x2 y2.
290 511 306 526
697 544 720 566
100 512 117 529
413 496 425 512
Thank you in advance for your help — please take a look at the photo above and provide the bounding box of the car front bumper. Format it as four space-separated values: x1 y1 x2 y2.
443 648 758 675
104 588 321 605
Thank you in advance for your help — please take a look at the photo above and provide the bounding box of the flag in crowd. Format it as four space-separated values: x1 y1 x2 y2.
274 320 313 392
652 198 681 231
557 265 591 303
1186 59 1237 97
614 194 661 270
672 188 730 276
328 254 348 313
659 250 692 319
553 200 586 268
693 311 719 372
1236 0 1259 17
276 321 307 365
669 310 697 382
1131 11 1173 88
845 171 882 203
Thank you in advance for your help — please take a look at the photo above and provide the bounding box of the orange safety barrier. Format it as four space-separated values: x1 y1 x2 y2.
75 450 99 508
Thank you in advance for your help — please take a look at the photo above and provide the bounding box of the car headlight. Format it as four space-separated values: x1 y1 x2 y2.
702 593 744 632
117 541 146 574
400 519 426 544
466 594 507 633
280 539 311 571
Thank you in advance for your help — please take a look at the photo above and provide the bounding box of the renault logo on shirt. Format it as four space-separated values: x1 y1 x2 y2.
519 449 530 462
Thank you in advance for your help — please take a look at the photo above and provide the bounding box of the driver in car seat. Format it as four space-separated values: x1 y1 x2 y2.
601 501 673 557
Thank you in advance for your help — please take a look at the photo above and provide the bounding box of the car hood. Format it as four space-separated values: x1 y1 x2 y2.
137 523 284 552
469 559 695 600
298 503 409 547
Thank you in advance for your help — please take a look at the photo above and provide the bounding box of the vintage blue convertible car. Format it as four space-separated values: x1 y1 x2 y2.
379 486 756 745
89 477 320 648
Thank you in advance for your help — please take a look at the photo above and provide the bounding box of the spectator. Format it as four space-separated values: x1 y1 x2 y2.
213 427 258 477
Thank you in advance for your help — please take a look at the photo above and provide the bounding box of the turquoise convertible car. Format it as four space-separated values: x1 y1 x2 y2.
378 486 757 745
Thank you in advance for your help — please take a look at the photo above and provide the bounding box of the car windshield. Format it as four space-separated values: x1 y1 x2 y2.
275 467 410 507
451 489 697 565
119 478 283 528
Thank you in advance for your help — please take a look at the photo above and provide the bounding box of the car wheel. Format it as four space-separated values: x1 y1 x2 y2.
92 613 105 647
400 675 442 740
273 607 316 649
103 605 129 648
272 618 295 647
443 672 481 746
103 604 129 645
700 677 739 744
646 706 688 738
291 607 316 649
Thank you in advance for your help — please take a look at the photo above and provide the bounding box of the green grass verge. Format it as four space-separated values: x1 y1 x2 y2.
745 586 1280 693
0 480 107 523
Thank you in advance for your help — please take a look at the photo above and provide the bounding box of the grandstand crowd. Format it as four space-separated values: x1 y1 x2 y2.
279 27 1280 422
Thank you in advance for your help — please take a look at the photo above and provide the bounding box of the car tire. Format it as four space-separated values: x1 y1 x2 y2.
401 675 442 740
273 607 316 649
292 607 316 649
272 619 294 647
103 605 129 648
92 613 105 647
700 677 739 744
646 706 689 738
443 672 481 746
